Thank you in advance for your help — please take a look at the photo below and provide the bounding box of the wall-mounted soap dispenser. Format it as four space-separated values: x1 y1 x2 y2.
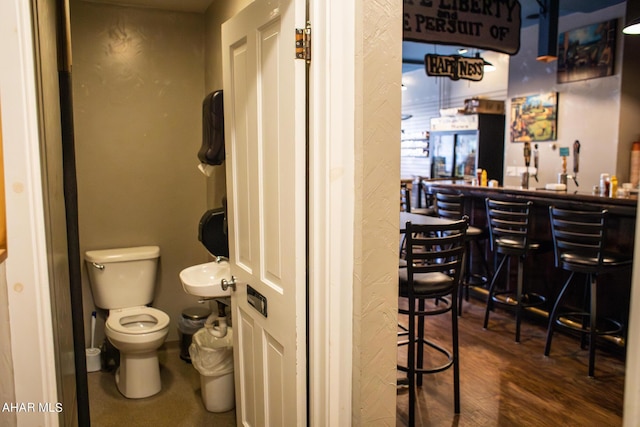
198 90 225 166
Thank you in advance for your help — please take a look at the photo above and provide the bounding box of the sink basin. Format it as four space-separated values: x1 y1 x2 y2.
179 261 232 297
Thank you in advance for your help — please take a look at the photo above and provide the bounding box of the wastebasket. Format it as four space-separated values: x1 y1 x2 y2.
189 327 235 412
178 306 211 362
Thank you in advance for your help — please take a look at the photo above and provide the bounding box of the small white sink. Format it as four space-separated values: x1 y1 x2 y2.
179 261 231 297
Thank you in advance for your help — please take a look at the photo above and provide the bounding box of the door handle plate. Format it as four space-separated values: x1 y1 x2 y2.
247 285 267 317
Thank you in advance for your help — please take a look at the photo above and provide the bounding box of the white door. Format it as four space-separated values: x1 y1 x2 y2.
222 0 307 425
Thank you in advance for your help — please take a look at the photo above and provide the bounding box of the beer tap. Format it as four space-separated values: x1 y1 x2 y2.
522 141 531 189
532 143 539 182
558 140 580 188
572 140 580 186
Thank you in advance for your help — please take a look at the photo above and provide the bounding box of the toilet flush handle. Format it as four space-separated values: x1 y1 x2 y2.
91 262 105 270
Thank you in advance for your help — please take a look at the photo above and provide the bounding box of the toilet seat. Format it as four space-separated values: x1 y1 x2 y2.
107 307 170 335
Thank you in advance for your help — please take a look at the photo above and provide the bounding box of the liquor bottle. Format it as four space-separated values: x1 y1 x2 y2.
599 173 610 197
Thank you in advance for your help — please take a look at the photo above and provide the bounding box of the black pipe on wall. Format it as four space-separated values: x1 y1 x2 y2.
55 0 91 424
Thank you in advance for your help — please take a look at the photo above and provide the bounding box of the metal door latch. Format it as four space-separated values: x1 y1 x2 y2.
221 276 236 292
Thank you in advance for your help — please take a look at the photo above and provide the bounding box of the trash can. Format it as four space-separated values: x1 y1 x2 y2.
189 327 235 413
178 306 211 362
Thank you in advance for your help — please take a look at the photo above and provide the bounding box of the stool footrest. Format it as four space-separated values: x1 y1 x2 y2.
397 336 454 375
491 291 546 308
464 273 489 288
397 377 410 387
556 313 623 336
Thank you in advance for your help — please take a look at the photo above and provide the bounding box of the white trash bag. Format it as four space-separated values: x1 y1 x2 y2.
189 327 234 377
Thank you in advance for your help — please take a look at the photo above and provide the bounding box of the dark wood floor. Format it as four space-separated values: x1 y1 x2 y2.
396 296 625 426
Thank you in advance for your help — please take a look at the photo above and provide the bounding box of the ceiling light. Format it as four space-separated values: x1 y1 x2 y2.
536 0 559 62
623 17 640 35
483 61 496 72
475 53 495 73
457 48 468 54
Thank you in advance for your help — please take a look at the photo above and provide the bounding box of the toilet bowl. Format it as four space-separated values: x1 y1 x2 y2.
105 306 170 398
85 245 169 399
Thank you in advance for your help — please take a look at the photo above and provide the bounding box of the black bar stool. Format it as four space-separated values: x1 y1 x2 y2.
483 198 546 342
434 192 491 314
401 181 412 212
398 219 467 424
411 181 435 216
545 207 632 377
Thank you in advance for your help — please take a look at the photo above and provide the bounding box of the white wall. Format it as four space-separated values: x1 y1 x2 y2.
0 262 16 426
504 4 626 189
0 0 59 424
0 59 15 427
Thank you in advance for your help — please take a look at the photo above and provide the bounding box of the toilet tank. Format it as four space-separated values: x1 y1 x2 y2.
85 246 161 310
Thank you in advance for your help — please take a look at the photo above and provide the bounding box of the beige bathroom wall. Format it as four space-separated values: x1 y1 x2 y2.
71 0 211 343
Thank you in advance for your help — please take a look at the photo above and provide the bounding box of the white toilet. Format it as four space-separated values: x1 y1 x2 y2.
85 245 169 399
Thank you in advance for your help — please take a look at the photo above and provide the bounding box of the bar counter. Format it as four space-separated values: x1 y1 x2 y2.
423 181 637 346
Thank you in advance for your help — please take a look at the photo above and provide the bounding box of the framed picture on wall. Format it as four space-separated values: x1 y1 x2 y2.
510 92 558 143
557 19 617 84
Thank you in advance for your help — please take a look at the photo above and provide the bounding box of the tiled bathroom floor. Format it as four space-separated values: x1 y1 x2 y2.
87 342 236 427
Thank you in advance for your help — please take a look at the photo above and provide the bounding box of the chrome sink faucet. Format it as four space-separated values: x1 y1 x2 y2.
215 255 229 263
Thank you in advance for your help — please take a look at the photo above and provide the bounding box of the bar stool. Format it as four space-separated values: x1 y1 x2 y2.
545 207 632 377
435 192 491 314
483 198 546 342
411 181 435 216
401 181 412 212
398 219 467 424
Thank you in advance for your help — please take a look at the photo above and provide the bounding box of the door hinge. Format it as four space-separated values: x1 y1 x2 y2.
295 23 311 62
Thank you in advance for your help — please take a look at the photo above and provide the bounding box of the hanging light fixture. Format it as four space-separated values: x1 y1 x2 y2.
536 0 559 62
483 58 496 73
623 17 640 35
475 53 495 73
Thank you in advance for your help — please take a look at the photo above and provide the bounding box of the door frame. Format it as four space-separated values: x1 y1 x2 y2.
308 1 355 425
0 0 60 425
308 0 402 425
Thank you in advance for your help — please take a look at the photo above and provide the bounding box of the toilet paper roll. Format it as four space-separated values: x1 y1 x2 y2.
198 163 216 177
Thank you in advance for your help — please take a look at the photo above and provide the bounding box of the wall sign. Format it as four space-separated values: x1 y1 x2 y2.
425 54 484 81
403 0 522 55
